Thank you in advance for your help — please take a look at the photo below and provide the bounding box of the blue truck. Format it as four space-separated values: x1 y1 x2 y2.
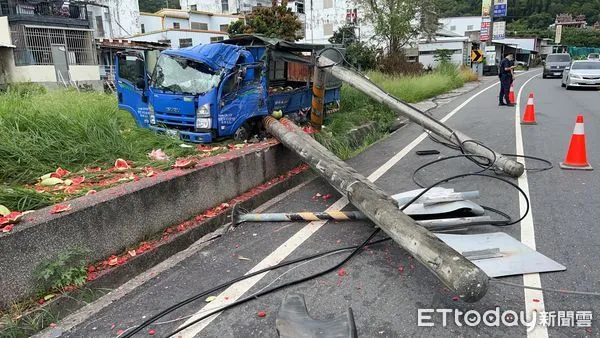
115 35 343 143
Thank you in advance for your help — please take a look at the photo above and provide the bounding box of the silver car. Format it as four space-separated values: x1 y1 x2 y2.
561 60 600 89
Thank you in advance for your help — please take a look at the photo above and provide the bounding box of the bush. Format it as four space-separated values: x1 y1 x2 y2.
376 51 423 76
345 41 378 71
4 82 47 97
36 248 90 293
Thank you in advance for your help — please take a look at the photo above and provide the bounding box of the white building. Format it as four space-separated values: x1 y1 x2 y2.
418 32 470 69
179 0 271 14
86 0 141 39
130 9 241 48
439 16 481 37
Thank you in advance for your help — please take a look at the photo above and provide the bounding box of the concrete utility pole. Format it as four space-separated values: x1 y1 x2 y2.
315 56 525 177
264 117 490 302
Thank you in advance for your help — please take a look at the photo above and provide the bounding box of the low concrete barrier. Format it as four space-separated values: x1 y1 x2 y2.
0 142 301 308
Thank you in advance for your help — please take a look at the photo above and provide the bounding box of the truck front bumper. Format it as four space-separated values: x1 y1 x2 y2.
149 126 213 143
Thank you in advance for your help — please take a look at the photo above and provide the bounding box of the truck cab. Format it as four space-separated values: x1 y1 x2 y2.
115 35 343 143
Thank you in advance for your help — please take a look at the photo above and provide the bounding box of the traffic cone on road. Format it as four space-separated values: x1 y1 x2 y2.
560 115 593 170
521 92 537 125
509 83 516 104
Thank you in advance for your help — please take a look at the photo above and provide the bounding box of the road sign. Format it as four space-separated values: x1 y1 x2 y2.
480 17 491 41
471 50 483 63
493 21 506 39
493 4 507 16
481 0 492 16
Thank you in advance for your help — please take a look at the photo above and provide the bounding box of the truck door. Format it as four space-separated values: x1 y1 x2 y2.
217 63 265 139
116 51 150 127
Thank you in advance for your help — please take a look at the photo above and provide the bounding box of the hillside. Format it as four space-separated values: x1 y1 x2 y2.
439 0 600 30
139 0 180 13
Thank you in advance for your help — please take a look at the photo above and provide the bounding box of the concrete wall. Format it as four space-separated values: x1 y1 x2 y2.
419 39 468 68
130 29 229 48
10 65 57 82
165 16 190 29
70 65 101 81
0 49 14 87
0 143 301 309
140 13 164 32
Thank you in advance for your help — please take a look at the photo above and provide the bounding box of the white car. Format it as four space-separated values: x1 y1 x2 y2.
561 60 600 89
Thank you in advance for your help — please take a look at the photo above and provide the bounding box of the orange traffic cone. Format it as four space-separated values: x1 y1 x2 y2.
560 115 593 170
521 92 537 125
509 83 515 104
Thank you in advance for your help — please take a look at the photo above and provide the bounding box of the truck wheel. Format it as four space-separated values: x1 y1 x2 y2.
233 124 250 141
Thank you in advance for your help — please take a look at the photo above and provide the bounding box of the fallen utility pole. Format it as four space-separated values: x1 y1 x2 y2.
315 56 525 178
264 117 489 302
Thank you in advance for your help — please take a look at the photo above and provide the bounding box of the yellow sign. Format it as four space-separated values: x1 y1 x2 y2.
471 50 483 63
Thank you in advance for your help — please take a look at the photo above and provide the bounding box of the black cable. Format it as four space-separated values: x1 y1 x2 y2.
166 229 382 337
121 235 392 337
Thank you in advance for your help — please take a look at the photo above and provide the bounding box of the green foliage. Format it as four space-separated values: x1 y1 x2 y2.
228 0 302 41
35 248 90 293
434 49 453 63
1 307 59 338
359 0 441 54
563 27 600 47
227 20 245 37
345 42 378 71
328 25 358 46
377 51 423 76
139 0 180 13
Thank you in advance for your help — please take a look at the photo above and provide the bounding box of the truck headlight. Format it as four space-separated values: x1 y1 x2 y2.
149 104 156 124
195 117 211 129
197 103 210 117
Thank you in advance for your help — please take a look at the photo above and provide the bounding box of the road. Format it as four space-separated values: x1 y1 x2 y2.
53 70 600 338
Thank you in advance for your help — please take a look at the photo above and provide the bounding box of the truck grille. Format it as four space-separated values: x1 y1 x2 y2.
155 111 195 131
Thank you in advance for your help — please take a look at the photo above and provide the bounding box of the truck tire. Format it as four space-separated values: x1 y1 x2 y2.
233 124 250 141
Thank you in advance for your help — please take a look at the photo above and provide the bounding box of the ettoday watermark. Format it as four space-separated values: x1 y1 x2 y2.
417 308 592 332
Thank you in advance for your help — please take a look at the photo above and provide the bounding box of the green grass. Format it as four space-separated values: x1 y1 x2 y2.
317 65 478 159
0 84 207 211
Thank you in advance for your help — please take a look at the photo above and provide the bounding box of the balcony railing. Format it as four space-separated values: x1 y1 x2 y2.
1 1 87 21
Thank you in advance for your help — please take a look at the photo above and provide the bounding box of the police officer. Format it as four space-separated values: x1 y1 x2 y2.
498 53 515 106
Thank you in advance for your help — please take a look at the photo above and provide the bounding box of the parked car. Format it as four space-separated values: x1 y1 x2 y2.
588 53 600 60
561 60 600 89
542 53 572 78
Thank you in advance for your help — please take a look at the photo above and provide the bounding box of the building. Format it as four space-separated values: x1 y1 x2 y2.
86 0 141 39
1 0 100 87
418 29 470 69
179 0 272 14
439 16 482 37
130 8 241 48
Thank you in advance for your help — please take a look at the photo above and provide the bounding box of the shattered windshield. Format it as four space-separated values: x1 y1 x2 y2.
151 54 221 95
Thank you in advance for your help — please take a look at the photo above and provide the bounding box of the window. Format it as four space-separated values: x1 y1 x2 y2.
220 24 229 32
296 2 304 13
221 0 229 12
269 59 286 80
11 26 97 66
191 22 208 30
118 54 144 85
173 22 180 29
323 23 333 35
141 23 145 33
96 16 105 37
450 25 456 31
210 36 225 43
324 0 333 9
190 4 197 10
467 25 473 30
158 39 171 46
179 38 193 48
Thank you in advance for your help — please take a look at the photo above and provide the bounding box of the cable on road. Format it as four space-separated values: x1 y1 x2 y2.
490 278 600 297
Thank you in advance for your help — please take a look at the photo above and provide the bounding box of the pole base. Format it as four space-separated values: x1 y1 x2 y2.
521 121 537 125
559 162 593 170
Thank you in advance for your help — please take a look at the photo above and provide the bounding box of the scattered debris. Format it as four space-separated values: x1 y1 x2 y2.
237 255 251 261
50 204 72 214
148 149 169 161
205 296 217 303
114 159 131 172
257 311 267 317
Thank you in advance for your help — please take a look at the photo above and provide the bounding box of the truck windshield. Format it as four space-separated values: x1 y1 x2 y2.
151 54 221 95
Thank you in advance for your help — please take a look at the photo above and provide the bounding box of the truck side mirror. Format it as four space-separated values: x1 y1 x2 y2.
136 77 146 90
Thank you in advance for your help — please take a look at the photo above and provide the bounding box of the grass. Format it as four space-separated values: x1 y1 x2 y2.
0 84 228 211
316 64 478 159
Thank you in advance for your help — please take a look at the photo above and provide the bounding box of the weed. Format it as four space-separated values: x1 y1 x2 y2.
35 247 90 294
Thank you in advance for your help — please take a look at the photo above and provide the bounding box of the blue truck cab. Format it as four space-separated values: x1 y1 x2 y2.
115 35 343 143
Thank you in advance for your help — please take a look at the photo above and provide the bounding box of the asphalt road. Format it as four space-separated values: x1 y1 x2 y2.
53 71 600 338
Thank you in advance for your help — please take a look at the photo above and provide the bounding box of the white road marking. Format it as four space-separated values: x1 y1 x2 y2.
514 73 549 338
176 75 533 337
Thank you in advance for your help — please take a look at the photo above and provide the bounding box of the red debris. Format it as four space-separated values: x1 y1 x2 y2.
52 167 70 178
87 266 96 273
49 323 57 328
398 265 405 273
85 167 102 172
257 311 267 317
50 204 71 214
452 296 459 301
148 329 156 335
37 299 45 305
117 329 124 335
532 299 540 303
337 268 347 276
111 324 116 330
86 190 97 196
322 194 333 200
108 256 119 266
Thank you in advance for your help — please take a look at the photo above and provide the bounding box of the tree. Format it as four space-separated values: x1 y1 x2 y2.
227 0 303 41
359 0 441 54
329 25 358 46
